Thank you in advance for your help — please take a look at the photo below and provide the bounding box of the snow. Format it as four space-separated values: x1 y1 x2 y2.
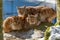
49 25 60 40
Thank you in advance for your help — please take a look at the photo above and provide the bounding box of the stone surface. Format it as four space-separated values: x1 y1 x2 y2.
3 29 44 40
49 25 60 40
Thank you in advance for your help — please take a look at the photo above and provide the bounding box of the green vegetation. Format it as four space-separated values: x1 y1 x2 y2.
44 22 54 40
55 0 60 40
55 0 60 26
35 22 54 31
34 22 54 40
33 22 54 40
56 39 60 40
0 0 3 40
44 27 50 40
44 0 60 40
55 22 60 26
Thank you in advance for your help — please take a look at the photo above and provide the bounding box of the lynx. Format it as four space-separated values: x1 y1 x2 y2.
3 16 35 33
35 6 56 22
17 6 56 24
3 16 24 33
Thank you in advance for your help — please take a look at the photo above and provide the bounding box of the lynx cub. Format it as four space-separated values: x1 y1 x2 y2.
3 16 25 33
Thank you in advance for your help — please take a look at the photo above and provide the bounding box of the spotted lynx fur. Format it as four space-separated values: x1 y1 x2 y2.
17 6 56 23
3 6 56 33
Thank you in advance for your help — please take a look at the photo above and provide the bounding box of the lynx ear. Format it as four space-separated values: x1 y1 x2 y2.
16 6 22 15
24 6 26 9
16 6 21 10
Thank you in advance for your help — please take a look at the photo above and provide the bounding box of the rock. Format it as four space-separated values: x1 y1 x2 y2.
3 29 44 40
46 25 60 40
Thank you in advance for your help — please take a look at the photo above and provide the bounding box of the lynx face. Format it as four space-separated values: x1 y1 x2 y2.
11 16 24 30
26 14 40 25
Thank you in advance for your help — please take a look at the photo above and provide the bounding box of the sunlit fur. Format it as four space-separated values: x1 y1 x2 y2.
35 6 56 22
3 6 56 33
3 16 36 33
3 16 25 33
17 6 56 23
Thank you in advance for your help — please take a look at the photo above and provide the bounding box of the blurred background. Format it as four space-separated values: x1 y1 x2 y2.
0 0 3 40
3 0 56 24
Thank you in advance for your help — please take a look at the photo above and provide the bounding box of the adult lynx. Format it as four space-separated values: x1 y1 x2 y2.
17 6 56 23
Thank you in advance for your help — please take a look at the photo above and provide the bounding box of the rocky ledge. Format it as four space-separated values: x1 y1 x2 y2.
3 29 44 40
